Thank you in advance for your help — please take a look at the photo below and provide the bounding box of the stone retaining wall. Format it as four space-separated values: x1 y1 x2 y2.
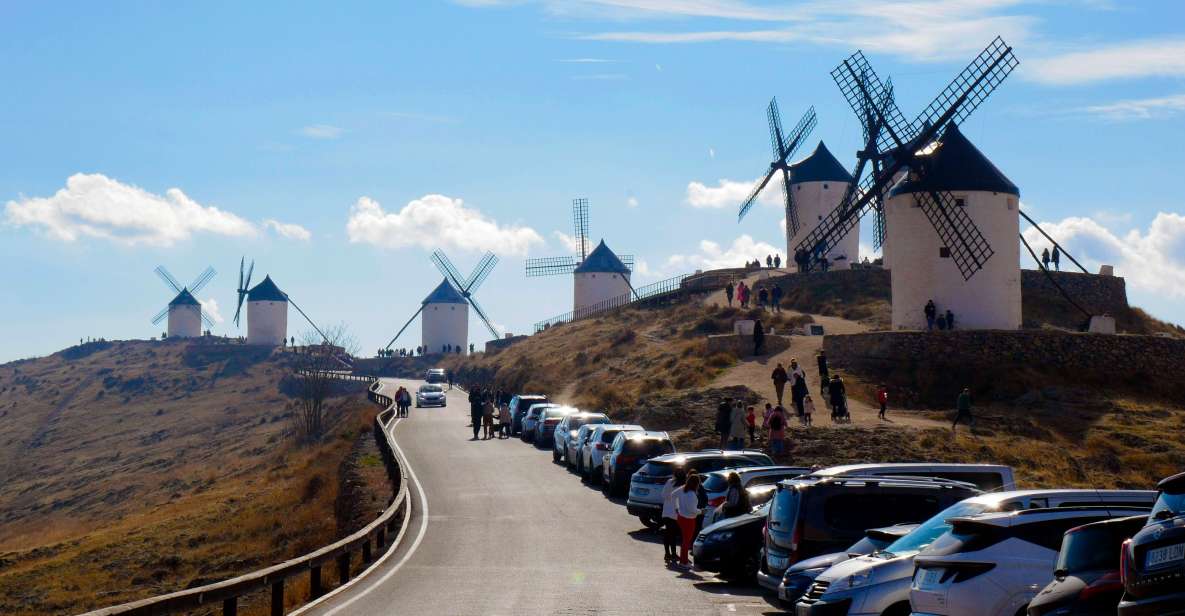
706 334 792 358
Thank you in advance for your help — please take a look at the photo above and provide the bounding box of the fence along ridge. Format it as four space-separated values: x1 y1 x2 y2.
534 272 691 333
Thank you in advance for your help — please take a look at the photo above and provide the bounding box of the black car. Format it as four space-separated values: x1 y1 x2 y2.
626 450 775 529
1118 472 1185 615
1029 515 1146 616
691 485 790 580
508 394 548 436
778 524 918 604
600 431 675 497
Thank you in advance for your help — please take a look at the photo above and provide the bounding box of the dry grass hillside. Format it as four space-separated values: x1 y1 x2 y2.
0 340 376 616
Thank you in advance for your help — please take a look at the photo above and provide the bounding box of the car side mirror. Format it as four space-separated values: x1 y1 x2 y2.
1053 568 1067 580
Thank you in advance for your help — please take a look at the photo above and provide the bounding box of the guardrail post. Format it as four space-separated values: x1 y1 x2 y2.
362 538 373 563
338 552 351 585
223 597 237 616
270 580 284 616
310 565 323 598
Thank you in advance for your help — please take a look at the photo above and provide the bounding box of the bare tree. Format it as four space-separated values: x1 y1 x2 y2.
291 324 359 444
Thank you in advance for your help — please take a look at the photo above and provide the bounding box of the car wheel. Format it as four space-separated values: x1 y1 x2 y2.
601 475 612 495
589 469 601 485
881 603 911 616
552 447 561 463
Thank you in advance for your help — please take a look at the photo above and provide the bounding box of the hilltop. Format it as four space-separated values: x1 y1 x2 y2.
0 340 379 616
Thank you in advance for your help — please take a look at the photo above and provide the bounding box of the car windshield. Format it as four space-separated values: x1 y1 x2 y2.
569 415 609 429
702 473 731 493
1151 490 1185 520
877 501 991 557
1055 523 1129 574
600 430 622 443
528 405 557 417
625 439 674 458
420 385 442 393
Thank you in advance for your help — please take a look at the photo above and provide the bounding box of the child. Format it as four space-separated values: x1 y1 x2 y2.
802 394 815 427
745 406 756 445
877 385 889 420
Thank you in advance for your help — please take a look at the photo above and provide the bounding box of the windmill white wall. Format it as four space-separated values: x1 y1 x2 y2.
247 300 288 345
788 181 858 270
422 302 468 354
167 305 201 338
574 271 632 312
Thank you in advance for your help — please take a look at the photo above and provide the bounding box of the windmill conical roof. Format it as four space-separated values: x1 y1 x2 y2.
247 275 288 302
169 288 201 307
788 141 853 184
889 123 1019 198
422 278 468 305
574 240 630 274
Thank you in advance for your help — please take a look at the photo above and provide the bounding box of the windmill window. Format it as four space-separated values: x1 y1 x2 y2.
823 183 829 190
939 247 951 259
955 198 967 208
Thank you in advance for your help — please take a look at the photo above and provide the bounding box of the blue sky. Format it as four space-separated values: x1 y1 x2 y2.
2 1 1184 361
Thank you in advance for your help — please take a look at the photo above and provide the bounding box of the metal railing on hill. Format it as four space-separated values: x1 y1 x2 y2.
533 273 691 333
79 379 410 616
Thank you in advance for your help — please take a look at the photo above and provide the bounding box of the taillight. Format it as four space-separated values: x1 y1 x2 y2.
1080 570 1123 601
617 455 635 465
708 497 725 507
1119 539 1133 587
544 418 560 425
763 521 768 541
595 443 609 451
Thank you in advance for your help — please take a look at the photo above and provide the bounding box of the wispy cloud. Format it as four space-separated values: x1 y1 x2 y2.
345 194 544 256
627 196 639 208
1078 93 1185 121
686 177 776 209
663 234 782 273
1025 38 1185 85
263 219 312 241
298 124 344 139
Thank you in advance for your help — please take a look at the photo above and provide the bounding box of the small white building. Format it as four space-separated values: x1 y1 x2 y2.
885 124 1021 331
246 275 289 346
166 289 202 338
787 141 857 270
422 279 469 354
573 240 632 312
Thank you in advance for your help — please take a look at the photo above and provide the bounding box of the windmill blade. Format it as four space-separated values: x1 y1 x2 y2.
782 168 801 237
737 166 778 222
384 305 424 350
766 98 786 159
794 166 879 261
910 36 1018 144
430 250 467 291
571 198 590 261
154 266 182 294
237 257 244 292
244 260 254 291
189 266 216 294
525 256 578 277
287 296 329 343
914 190 995 280
464 252 499 294
831 54 915 154
233 294 246 327
780 106 817 163
873 206 887 250
467 296 500 341
151 306 169 325
618 255 635 272
200 310 215 329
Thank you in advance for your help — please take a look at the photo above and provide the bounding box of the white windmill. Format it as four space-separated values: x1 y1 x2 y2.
385 251 501 354
232 257 327 346
525 198 636 312
151 265 216 338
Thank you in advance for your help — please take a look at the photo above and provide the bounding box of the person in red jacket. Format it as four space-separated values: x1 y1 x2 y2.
876 385 889 420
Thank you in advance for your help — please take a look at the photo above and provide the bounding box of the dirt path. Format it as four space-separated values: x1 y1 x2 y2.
702 270 946 430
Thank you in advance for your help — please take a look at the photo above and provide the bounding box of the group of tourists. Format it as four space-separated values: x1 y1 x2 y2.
743 253 783 270
1041 246 1062 271
467 386 513 440
923 299 957 331
660 467 757 568
724 280 783 312
793 248 835 272
391 386 413 417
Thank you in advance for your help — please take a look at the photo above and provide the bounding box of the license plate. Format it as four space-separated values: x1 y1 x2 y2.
767 555 788 570
918 568 944 589
1146 543 1185 568
634 487 649 495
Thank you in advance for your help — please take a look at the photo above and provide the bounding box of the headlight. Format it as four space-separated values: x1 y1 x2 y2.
828 570 872 592
706 530 735 543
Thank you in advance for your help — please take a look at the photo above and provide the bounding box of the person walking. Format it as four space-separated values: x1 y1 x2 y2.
482 397 495 440
774 254 782 269
766 255 773 268
771 285 783 313
725 281 734 307
715 398 732 450
817 351 830 396
745 405 757 445
720 472 751 520
1041 247 1050 269
953 387 975 433
790 359 808 422
1052 246 1061 271
945 309 955 331
500 402 514 438
401 387 412 417
753 319 765 356
828 375 847 422
661 468 687 564
924 300 937 331
764 405 788 455
802 394 815 427
728 401 747 450
771 362 789 405
758 287 769 311
674 474 703 568
876 385 889 420
469 387 484 440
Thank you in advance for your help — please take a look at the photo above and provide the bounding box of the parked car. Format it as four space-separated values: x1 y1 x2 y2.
601 431 675 497
795 489 1156 616
778 525 919 605
534 406 579 448
909 506 1152 616
508 394 548 436
804 463 1017 492
702 466 811 512
425 368 446 384
414 383 446 407
756 475 982 592
627 450 774 529
554 412 611 464
1029 515 1148 616
578 424 644 482
520 403 558 442
1118 471 1185 615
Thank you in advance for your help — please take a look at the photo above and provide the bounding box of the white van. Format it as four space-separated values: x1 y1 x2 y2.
425 368 446 384
806 463 1016 492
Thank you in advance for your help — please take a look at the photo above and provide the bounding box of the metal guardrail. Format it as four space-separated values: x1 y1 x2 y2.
533 273 692 333
79 379 410 616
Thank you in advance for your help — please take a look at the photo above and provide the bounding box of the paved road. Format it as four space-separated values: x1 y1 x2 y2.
300 378 776 616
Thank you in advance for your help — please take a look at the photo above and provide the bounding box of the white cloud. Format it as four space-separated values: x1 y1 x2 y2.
345 194 544 256
1022 212 1185 300
4 173 257 247
686 177 778 209
663 234 782 273
298 124 344 139
1025 38 1185 85
1078 93 1185 121
627 196 639 208
263 219 312 241
553 230 580 252
200 297 225 324
708 147 715 159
